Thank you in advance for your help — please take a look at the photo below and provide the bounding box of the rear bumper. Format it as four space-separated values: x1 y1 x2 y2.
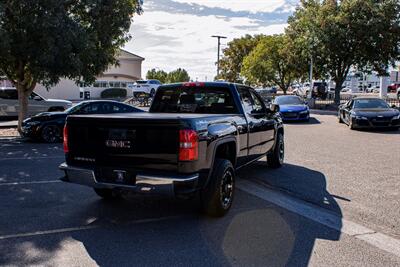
59 163 200 196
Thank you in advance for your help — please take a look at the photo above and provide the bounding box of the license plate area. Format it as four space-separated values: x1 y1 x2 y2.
95 167 136 186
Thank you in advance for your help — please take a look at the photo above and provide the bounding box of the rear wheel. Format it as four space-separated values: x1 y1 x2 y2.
267 133 284 168
201 159 235 217
41 125 62 143
93 188 120 200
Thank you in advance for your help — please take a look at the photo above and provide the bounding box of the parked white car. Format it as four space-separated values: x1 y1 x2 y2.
0 87 72 117
130 80 162 97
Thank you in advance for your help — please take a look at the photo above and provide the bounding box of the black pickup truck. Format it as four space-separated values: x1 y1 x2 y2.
60 82 284 216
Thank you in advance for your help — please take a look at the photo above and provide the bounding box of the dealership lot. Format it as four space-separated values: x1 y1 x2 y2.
0 113 399 266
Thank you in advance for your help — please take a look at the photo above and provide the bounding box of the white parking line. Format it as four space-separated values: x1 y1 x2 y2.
0 216 185 240
0 180 61 186
237 179 400 258
0 156 64 161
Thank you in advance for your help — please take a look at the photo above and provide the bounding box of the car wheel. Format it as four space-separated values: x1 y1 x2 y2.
201 159 235 217
41 125 62 143
267 132 284 168
93 188 121 200
150 89 156 97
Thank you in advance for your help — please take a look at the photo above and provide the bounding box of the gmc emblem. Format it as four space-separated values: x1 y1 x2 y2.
105 140 131 149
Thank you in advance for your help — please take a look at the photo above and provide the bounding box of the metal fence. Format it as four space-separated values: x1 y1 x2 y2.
313 95 400 110
257 92 400 110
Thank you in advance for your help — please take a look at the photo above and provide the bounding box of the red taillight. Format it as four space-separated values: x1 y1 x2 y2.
63 125 69 153
182 82 205 87
179 129 198 161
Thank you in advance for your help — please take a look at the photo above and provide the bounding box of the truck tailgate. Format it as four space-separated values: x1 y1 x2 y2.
66 116 180 172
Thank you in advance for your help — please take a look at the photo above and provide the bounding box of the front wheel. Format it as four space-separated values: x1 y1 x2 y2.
201 159 235 217
150 89 156 97
267 132 284 168
41 125 62 143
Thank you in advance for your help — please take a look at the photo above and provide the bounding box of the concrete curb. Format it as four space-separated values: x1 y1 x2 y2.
0 121 18 129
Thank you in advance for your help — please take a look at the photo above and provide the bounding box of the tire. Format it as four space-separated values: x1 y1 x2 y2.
93 188 120 200
41 125 62 143
150 89 156 97
201 159 235 217
267 132 284 168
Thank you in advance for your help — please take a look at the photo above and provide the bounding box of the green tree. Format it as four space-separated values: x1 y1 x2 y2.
287 0 400 104
241 34 305 94
167 68 190 83
146 68 168 83
218 34 265 82
0 0 142 133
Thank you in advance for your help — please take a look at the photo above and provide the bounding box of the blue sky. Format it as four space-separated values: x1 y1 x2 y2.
124 0 300 80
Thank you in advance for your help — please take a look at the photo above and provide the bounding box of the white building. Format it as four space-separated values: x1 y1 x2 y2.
34 49 144 100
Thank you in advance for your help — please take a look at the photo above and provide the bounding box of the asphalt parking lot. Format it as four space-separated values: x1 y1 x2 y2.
0 113 399 266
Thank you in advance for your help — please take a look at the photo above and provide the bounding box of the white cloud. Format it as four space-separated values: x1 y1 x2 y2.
124 5 289 80
171 0 292 13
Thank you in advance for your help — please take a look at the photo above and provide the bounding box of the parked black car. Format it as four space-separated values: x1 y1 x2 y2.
22 100 143 143
60 82 284 217
338 97 400 130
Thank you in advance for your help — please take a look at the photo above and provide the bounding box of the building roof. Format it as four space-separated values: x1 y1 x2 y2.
119 49 145 61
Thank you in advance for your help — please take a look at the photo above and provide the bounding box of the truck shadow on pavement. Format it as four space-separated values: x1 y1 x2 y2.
0 163 342 267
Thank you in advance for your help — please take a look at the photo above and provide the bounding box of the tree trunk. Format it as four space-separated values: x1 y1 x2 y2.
334 80 344 106
16 83 29 135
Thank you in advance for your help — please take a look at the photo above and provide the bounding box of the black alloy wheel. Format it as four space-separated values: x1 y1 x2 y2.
201 159 235 217
41 125 62 143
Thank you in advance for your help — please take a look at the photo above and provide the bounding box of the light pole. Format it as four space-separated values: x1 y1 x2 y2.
212 35 227 78
308 56 313 99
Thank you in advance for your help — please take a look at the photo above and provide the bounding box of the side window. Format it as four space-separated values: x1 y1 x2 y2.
250 91 265 113
1 89 18 100
238 87 254 115
80 103 100 114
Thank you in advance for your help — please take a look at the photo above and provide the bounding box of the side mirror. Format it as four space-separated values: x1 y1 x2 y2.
33 96 42 101
269 103 280 113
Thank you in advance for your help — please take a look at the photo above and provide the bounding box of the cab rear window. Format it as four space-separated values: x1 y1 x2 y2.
150 86 238 114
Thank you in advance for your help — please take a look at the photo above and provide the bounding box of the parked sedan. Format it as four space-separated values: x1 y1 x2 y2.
338 97 400 130
22 100 144 143
274 95 310 122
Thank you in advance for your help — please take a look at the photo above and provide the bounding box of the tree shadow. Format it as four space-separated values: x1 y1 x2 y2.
284 117 321 125
352 128 400 135
0 163 342 266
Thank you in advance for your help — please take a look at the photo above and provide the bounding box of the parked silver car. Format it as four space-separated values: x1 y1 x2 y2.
0 87 72 117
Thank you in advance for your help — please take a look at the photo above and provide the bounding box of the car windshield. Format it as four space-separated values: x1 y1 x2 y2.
136 81 148 84
274 96 304 105
150 85 238 114
353 99 389 109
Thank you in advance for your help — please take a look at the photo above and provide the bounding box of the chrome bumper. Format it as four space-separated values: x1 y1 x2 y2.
59 163 199 195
